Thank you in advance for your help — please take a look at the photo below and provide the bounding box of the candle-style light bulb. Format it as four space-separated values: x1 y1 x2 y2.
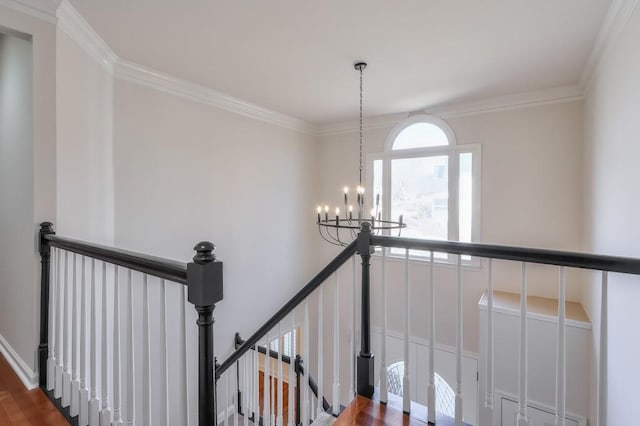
317 206 322 214
348 205 353 221
370 208 376 217
336 208 340 216
344 186 349 194
324 205 329 213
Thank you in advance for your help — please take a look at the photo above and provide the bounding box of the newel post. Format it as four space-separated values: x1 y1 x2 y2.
38 221 55 388
187 241 223 426
356 222 375 397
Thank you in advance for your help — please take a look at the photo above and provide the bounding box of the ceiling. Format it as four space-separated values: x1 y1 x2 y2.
68 0 611 125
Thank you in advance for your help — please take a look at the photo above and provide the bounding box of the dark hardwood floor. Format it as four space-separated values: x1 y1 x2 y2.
0 354 68 425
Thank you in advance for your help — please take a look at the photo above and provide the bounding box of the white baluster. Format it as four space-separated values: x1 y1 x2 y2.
253 344 259 424
80 256 89 425
317 286 324 415
89 259 99 426
113 267 123 426
244 353 249 426
182 285 191 426
277 323 284 426
224 374 229 426
126 270 135 425
380 251 388 405
235 367 240 426
63 251 72 408
485 259 495 417
303 299 310 426
428 251 436 424
162 280 169 426
271 346 276 426
333 271 341 415
288 312 295 426
264 331 270 425
55 249 64 399
455 255 463 426
47 247 56 391
403 249 411 413
516 263 529 426
142 275 151 426
71 254 80 416
598 272 608 426
100 262 111 426
555 267 566 426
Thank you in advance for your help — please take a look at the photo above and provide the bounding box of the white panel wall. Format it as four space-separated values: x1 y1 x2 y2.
56 29 114 245
0 5 56 382
0 30 35 379
582 4 640 425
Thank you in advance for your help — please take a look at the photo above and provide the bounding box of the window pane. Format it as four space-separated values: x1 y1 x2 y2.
459 153 472 243
392 123 449 150
391 156 448 242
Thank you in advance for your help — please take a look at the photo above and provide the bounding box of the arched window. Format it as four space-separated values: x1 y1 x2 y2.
369 114 480 260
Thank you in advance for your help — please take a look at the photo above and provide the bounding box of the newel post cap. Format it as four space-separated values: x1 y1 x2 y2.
187 241 223 306
39 222 55 255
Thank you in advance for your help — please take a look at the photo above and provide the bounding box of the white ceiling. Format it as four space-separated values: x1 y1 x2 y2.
68 0 611 125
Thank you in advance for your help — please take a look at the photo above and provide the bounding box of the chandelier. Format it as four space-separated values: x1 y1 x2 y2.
316 62 406 246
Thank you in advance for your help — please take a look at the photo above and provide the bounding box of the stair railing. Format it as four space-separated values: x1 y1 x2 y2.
369 230 640 426
39 220 640 426
38 222 222 426
234 333 332 425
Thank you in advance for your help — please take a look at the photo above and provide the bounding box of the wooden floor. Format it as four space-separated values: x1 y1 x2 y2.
335 395 428 425
335 390 472 426
0 354 68 425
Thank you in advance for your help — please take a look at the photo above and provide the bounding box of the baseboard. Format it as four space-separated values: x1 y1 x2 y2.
0 333 38 390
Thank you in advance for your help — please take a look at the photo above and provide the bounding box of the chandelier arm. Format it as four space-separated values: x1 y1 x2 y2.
334 225 343 246
321 223 346 247
318 224 340 246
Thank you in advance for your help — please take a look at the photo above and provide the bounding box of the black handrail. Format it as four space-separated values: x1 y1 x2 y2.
235 333 294 365
44 234 188 284
217 240 358 378
372 235 640 274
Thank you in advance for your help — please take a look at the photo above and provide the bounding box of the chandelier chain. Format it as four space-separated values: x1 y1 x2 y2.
359 66 363 186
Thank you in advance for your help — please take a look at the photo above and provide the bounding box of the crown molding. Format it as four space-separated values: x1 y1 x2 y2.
56 0 116 71
52 1 315 134
0 0 59 23
318 85 583 136
113 59 317 135
580 0 640 93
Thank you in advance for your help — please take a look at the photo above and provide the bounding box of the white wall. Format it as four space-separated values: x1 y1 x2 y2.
317 101 585 354
56 29 114 244
112 77 319 359
0 29 35 380
582 4 640 425
0 6 56 386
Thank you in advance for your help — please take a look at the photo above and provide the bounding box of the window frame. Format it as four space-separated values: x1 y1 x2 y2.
367 114 482 265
